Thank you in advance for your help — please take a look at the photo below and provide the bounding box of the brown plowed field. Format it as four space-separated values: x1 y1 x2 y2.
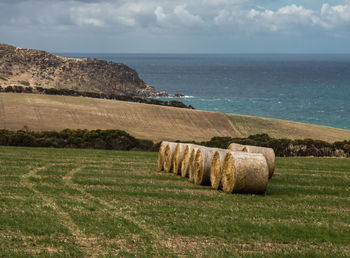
0 93 240 142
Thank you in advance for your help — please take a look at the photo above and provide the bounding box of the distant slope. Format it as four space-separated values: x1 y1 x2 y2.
0 43 164 96
0 93 238 142
0 93 349 142
227 114 350 143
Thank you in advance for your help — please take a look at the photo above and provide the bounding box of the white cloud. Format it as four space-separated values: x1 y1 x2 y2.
174 5 205 27
70 4 105 27
155 6 166 22
320 3 350 29
2 1 350 36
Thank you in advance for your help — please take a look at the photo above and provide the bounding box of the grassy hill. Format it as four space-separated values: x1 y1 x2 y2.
227 114 350 142
0 146 349 256
0 93 349 142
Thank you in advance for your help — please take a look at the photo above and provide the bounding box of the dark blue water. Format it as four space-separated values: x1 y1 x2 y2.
59 53 350 130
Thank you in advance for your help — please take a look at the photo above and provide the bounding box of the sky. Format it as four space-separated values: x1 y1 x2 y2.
1 0 350 53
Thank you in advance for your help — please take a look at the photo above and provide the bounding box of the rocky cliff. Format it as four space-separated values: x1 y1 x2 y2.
0 43 167 97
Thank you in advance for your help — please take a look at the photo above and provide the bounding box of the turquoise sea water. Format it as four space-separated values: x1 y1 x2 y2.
59 53 350 130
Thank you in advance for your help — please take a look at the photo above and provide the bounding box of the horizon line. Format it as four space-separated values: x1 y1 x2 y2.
53 52 350 55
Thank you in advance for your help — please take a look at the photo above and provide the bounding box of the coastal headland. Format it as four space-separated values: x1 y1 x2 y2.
0 43 167 97
0 43 349 143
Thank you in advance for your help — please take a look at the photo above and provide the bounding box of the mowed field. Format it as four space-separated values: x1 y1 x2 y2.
0 146 349 257
1 93 350 142
0 93 238 142
227 114 350 143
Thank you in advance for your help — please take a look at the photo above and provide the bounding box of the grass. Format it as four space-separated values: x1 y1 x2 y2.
0 146 349 257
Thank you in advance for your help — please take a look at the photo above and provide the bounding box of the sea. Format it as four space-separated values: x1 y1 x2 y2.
59 53 350 130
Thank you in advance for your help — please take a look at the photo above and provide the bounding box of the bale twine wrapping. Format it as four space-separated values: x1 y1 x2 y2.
222 151 269 194
227 143 245 151
210 149 232 189
242 145 275 178
172 143 188 175
158 141 170 171
163 142 178 172
180 144 199 177
188 147 200 182
193 147 220 185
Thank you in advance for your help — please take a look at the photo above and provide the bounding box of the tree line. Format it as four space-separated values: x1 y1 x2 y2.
0 85 194 109
0 129 155 151
0 129 349 157
198 134 350 157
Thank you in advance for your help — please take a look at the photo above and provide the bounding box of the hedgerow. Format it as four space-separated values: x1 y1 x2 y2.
197 134 350 157
0 129 155 151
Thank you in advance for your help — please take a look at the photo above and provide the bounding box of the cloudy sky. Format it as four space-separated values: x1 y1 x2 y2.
1 0 350 53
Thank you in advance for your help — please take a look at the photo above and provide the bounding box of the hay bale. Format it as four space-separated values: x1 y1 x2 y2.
188 147 200 182
163 142 178 172
172 143 188 175
222 151 269 194
210 149 232 189
158 141 170 171
193 147 220 185
242 145 275 178
180 144 199 177
227 143 245 151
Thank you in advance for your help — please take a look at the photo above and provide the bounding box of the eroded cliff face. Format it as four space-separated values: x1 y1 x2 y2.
0 43 166 96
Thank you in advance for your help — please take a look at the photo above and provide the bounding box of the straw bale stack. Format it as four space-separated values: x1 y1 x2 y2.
242 145 275 178
193 147 220 185
163 142 178 172
210 149 232 189
172 143 187 175
188 147 200 182
180 144 199 177
158 141 170 171
222 151 269 194
227 143 245 151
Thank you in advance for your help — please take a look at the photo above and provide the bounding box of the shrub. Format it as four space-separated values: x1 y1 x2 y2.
196 134 349 158
19 81 30 86
0 129 156 152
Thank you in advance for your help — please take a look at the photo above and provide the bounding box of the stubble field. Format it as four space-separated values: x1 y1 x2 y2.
0 146 349 257
1 93 350 143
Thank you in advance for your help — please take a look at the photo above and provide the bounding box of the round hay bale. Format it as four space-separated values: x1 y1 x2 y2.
193 147 220 185
158 141 170 171
222 151 269 194
180 144 199 177
242 145 275 178
210 149 232 189
188 147 200 182
163 142 178 172
172 143 188 175
227 143 245 151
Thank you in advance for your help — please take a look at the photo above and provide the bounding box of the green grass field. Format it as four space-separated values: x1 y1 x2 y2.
0 146 349 257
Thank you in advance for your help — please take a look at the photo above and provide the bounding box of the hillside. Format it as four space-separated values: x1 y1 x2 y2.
0 93 349 142
0 43 164 97
0 93 238 142
227 114 350 143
